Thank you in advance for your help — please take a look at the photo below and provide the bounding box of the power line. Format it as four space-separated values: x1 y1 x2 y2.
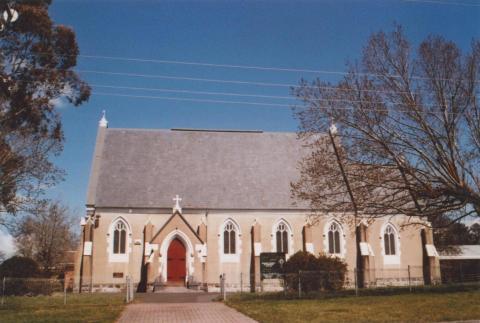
78 54 479 83
91 83 460 108
81 69 478 96
79 55 342 75
91 91 465 115
93 92 293 108
92 84 295 99
403 0 480 6
78 69 295 88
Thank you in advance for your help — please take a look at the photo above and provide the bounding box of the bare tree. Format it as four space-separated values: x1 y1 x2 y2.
13 200 78 273
292 25 479 225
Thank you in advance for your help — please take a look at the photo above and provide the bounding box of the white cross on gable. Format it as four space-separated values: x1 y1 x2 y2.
173 195 182 213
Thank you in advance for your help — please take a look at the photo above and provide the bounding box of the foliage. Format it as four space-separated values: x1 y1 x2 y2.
3 277 64 296
283 251 347 292
431 214 480 249
292 25 480 224
0 1 90 222
13 200 78 273
283 251 319 272
470 223 480 243
0 256 40 278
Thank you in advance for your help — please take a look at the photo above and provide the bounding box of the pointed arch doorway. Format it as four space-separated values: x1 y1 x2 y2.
167 238 186 285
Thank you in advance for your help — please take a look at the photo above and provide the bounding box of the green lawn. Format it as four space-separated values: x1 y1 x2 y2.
0 293 125 323
227 290 480 322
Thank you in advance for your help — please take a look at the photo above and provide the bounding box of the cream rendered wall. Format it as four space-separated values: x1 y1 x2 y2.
309 216 357 267
369 217 425 282
90 210 205 287
205 211 310 289
87 209 427 290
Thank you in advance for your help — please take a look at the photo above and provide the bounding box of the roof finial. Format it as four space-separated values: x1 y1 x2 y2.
329 121 337 136
99 110 108 128
173 195 182 214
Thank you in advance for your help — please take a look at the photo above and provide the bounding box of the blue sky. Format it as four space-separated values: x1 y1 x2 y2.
2 0 480 256
4 0 480 254
49 0 480 215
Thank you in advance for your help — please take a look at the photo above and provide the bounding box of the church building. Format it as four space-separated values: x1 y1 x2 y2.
74 113 441 292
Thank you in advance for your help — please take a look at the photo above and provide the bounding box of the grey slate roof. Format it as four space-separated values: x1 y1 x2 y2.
92 128 313 209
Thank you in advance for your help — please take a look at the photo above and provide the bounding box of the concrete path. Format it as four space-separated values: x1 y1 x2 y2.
117 302 257 323
117 289 257 323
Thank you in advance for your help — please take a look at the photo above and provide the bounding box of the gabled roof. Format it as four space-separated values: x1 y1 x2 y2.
90 128 315 210
150 210 204 244
439 245 480 260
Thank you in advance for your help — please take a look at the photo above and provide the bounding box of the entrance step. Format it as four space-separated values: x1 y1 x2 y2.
155 286 204 293
134 291 221 303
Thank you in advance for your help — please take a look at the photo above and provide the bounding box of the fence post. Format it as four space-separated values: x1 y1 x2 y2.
222 273 226 301
1 277 5 306
408 265 411 292
298 270 302 298
460 262 464 283
240 272 243 294
354 268 358 297
219 274 223 298
129 276 134 302
64 278 67 305
125 276 130 303
125 276 128 303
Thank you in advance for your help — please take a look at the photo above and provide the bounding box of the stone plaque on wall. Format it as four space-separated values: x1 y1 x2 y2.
113 272 124 278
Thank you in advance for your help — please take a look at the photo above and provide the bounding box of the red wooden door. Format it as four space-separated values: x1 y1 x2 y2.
167 238 186 283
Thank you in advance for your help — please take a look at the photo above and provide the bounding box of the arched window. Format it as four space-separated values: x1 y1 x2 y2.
328 222 341 254
113 220 127 254
219 219 242 263
384 225 396 256
276 222 289 253
223 221 236 254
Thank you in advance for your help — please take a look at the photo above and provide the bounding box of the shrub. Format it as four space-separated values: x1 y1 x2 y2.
0 256 40 278
2 277 64 296
283 251 319 272
283 251 347 293
0 256 56 296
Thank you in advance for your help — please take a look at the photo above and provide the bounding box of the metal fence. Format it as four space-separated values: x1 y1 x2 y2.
125 275 134 303
0 275 134 307
2 264 479 305
440 260 480 284
217 265 480 299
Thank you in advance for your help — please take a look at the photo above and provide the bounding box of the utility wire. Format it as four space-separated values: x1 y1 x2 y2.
403 0 480 6
92 91 467 115
93 92 293 108
91 83 464 108
77 54 479 83
92 84 295 99
80 69 479 96
79 69 295 88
